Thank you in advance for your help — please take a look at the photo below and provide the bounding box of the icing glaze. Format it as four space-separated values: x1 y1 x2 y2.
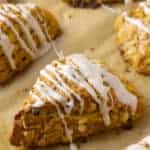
0 4 52 69
30 91 44 108
126 136 150 150
126 144 147 150
0 28 15 69
0 12 31 53
69 54 137 114
30 54 138 150
40 66 83 114
2 5 37 56
123 12 150 34
32 79 74 149
140 2 150 15
123 2 150 34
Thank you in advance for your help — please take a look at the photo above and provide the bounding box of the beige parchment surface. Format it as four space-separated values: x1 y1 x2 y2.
0 0 150 150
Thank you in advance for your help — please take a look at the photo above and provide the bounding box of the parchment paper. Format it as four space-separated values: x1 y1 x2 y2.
0 0 150 150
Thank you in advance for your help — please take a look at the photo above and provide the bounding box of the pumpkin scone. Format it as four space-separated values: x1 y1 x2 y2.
125 136 150 150
0 3 61 84
10 54 143 149
115 1 150 75
62 0 142 8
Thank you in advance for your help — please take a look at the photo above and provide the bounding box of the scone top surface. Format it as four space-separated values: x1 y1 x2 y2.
0 3 61 83
10 54 142 148
30 54 138 125
115 1 150 74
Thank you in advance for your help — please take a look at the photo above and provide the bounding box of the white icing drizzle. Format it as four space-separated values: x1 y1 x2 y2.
55 62 111 124
126 144 147 150
34 80 64 102
38 74 75 114
0 12 32 56
17 4 47 46
126 136 150 150
123 12 150 34
40 69 76 114
44 65 84 114
31 79 75 150
0 28 15 69
68 54 137 120
0 4 54 70
2 5 37 57
25 3 65 59
30 54 138 150
16 4 52 58
101 69 137 113
26 4 51 41
140 2 150 15
29 91 44 107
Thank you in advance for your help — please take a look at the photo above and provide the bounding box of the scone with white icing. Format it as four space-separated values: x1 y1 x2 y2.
125 136 150 150
10 54 143 149
115 1 150 75
0 3 61 84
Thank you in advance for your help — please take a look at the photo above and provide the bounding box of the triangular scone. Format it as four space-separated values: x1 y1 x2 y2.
10 54 143 148
125 136 150 150
115 1 150 75
0 3 61 84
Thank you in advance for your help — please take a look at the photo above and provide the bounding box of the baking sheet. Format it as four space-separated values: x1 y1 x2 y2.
0 0 150 150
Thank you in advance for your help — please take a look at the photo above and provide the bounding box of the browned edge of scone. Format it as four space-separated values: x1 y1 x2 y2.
9 78 143 148
9 100 143 148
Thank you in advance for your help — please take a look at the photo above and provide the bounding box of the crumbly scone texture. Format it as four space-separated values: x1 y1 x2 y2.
115 2 150 75
10 55 143 148
0 4 61 84
62 0 141 8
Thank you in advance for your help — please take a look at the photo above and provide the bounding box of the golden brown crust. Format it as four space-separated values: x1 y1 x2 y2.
10 100 142 147
10 56 143 148
0 4 61 84
115 3 150 75
10 98 143 147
